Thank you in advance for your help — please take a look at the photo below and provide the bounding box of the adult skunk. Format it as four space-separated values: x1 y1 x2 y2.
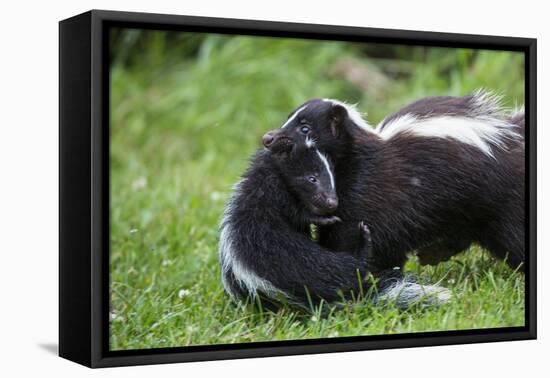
219 143 449 309
262 91 525 269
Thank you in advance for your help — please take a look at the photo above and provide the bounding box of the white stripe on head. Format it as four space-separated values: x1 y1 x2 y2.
281 105 307 128
322 98 375 133
305 135 316 148
315 149 335 190
376 114 521 159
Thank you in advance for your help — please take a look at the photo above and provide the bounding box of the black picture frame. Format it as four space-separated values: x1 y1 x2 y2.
59 9 537 368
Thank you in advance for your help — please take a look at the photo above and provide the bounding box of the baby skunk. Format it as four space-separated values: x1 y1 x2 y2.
219 143 449 309
262 91 524 270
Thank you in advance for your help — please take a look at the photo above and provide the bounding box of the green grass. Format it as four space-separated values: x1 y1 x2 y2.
109 30 525 350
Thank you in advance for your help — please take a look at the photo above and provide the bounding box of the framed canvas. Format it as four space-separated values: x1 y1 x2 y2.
59 9 537 368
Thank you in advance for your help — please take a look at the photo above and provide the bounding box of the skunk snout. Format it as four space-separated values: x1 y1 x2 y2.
262 132 275 147
311 195 338 215
325 197 338 211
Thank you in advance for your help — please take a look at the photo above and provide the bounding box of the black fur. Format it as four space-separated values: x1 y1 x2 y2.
378 94 503 129
219 146 384 308
263 94 525 269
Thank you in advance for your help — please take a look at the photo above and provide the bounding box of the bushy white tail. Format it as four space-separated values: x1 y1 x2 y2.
376 277 451 309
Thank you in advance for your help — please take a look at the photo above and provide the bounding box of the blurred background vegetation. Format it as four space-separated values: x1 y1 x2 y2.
109 28 525 350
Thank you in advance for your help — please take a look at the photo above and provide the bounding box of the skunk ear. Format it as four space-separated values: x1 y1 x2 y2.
329 104 348 138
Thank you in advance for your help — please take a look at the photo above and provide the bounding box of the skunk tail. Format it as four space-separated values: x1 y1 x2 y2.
375 270 451 309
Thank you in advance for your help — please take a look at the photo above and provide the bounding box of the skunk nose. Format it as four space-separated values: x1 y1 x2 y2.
325 197 338 211
262 132 275 147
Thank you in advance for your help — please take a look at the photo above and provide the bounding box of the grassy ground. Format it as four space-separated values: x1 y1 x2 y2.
109 30 525 350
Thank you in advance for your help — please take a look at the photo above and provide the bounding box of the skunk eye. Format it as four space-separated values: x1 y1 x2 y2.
300 126 310 134
308 176 317 183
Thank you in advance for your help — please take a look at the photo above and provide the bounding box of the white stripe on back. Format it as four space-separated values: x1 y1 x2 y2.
376 114 521 158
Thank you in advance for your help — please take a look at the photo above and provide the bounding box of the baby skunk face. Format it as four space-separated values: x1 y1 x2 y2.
272 144 338 216
263 99 345 153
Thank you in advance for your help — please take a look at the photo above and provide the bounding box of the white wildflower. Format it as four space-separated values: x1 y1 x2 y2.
110 312 124 322
132 176 147 190
178 289 191 299
210 191 222 201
